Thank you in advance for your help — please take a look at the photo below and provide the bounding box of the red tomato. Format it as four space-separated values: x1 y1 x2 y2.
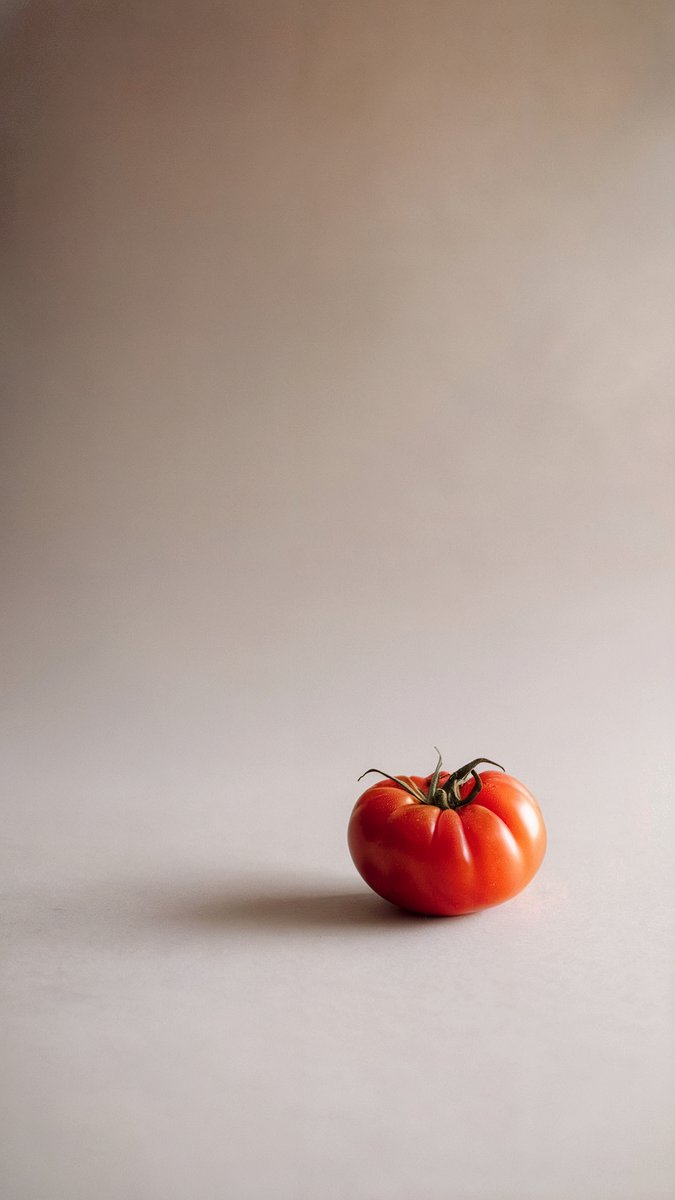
348 751 546 915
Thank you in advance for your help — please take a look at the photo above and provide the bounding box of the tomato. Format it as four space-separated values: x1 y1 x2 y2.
348 750 546 916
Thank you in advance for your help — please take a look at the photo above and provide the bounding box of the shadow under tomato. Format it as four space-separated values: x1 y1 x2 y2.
160 881 480 934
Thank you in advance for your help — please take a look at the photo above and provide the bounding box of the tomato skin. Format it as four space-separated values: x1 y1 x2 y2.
348 770 546 916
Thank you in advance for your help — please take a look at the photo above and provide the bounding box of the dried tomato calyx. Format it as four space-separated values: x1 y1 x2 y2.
356 768 428 803
357 750 505 811
425 750 506 810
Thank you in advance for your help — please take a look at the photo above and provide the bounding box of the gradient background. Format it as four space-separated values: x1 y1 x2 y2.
1 3 674 1198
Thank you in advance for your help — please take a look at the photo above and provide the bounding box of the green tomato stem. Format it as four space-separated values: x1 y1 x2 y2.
357 752 506 811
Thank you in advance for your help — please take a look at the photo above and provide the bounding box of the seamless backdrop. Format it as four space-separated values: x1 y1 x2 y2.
1 3 674 1199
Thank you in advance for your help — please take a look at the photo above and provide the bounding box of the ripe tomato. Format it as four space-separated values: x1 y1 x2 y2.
348 751 546 916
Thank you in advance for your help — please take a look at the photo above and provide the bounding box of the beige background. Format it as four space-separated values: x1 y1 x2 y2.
1 3 674 1198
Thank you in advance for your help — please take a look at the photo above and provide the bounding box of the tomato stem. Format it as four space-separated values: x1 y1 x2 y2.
427 747 445 805
356 768 427 803
357 753 505 811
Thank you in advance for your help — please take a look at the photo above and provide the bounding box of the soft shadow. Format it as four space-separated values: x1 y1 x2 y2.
159 883 436 934
6 876 477 950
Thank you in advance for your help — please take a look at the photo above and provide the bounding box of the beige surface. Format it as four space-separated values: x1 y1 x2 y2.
1 3 674 1198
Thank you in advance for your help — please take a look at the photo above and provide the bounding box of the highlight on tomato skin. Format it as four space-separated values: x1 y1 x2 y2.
347 750 546 916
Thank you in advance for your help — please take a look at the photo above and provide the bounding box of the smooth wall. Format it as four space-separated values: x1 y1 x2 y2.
3 0 674 787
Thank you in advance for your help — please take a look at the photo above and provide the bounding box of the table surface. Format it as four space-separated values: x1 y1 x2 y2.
2 2 674 1198
3 643 674 1200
